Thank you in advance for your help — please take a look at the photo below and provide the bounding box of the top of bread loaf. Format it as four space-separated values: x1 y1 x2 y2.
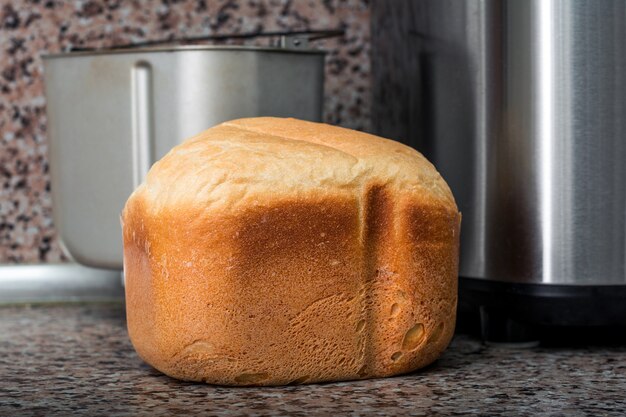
134 117 456 212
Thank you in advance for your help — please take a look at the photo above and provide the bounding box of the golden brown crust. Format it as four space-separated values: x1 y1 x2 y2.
123 117 461 386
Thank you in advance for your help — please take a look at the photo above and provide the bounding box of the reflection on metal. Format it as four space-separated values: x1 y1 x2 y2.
409 0 626 285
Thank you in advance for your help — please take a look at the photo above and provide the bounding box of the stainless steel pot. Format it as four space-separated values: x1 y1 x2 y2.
44 40 325 269
413 0 626 286
397 0 626 334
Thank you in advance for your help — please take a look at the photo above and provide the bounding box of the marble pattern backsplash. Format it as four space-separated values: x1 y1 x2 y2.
0 0 371 263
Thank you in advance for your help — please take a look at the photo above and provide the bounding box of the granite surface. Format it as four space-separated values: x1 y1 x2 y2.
0 0 371 264
1 304 624 416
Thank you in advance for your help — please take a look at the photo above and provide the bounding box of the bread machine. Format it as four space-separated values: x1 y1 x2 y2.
43 33 329 270
377 0 626 342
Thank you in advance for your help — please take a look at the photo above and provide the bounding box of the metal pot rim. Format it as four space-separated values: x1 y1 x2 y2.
43 44 327 59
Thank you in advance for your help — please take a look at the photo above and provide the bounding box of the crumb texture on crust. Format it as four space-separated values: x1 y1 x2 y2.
122 117 461 386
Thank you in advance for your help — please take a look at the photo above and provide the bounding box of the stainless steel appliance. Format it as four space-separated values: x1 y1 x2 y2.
375 0 626 341
43 37 325 270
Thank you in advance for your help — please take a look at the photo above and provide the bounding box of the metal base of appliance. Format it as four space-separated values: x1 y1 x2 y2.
0 264 124 305
459 277 626 345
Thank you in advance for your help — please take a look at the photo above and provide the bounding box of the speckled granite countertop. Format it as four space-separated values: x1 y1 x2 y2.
1 304 624 416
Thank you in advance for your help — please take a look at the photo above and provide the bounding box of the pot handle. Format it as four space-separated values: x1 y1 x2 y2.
69 29 344 53
130 61 154 188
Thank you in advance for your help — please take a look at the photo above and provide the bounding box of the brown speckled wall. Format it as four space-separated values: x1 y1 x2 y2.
0 0 371 264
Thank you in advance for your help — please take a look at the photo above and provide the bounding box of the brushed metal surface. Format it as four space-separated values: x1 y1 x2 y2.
413 0 626 285
44 47 324 269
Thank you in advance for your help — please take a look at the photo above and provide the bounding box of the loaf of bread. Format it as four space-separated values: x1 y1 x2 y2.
122 117 461 386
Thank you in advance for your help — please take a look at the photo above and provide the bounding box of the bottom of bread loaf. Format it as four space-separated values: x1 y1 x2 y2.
140 314 455 386
127 272 457 386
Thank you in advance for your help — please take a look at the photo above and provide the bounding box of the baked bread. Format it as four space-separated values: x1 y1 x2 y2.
122 117 461 386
